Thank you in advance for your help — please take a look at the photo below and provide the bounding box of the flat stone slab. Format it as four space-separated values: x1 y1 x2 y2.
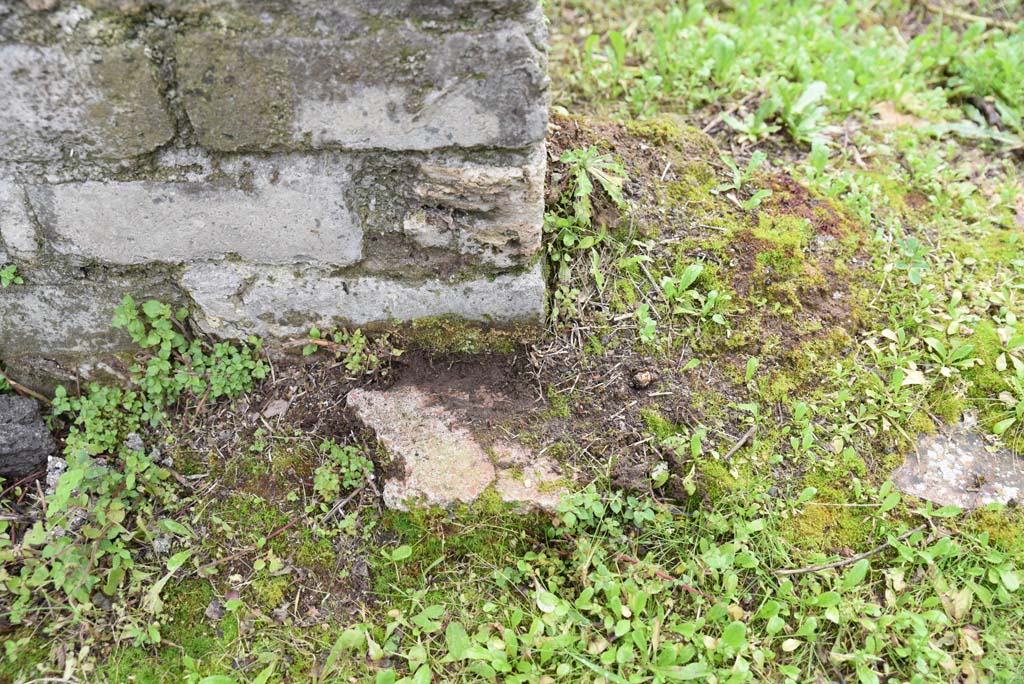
893 419 1023 509
347 385 565 511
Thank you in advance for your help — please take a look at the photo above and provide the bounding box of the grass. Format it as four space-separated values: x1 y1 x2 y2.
3 0 1024 682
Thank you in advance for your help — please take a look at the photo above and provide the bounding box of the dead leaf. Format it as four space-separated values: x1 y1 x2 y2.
874 102 927 129
901 368 928 386
262 399 290 419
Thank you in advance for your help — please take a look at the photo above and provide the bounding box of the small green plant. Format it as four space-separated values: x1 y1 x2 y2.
0 264 23 287
893 236 931 286
771 79 830 144
313 439 373 503
714 151 773 209
302 326 399 376
545 146 629 321
559 146 627 226
110 296 268 425
715 150 769 193
723 98 781 142
4 296 269 646
994 365 1024 437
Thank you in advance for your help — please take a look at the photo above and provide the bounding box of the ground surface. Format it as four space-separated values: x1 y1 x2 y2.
3 1 1024 682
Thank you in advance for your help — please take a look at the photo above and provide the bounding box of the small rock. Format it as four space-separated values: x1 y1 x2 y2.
126 433 145 452
631 370 656 389
152 535 172 555
348 385 567 512
0 395 56 481
348 386 497 510
91 592 113 610
45 454 68 495
205 599 224 621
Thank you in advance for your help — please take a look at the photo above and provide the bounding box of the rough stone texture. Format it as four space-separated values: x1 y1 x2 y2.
347 385 565 511
176 26 546 153
893 417 1024 508
182 262 546 338
0 395 56 481
412 149 546 267
0 44 175 161
0 0 547 391
28 159 361 266
0 279 181 390
0 179 37 258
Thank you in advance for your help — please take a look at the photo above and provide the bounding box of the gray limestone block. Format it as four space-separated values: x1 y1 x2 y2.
0 279 183 393
25 156 362 267
181 262 546 339
175 23 547 153
0 43 175 162
0 395 56 481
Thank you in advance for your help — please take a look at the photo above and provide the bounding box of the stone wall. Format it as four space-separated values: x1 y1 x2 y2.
0 0 548 389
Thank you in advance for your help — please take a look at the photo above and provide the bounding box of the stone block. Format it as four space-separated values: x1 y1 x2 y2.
181 262 546 338
0 44 175 162
27 158 362 266
348 384 565 511
0 279 183 392
176 24 546 152
0 282 134 357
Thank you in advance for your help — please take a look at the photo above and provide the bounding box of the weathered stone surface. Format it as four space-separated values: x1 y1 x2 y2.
75 0 537 23
0 179 37 258
0 0 548 386
0 395 56 481
0 44 175 162
347 385 564 511
0 283 133 357
27 158 361 266
0 279 182 391
182 262 546 338
176 25 546 152
893 417 1024 508
410 147 545 267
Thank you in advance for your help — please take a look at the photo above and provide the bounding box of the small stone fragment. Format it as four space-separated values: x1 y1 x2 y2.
347 386 496 510
0 395 56 481
631 370 655 389
204 599 224 621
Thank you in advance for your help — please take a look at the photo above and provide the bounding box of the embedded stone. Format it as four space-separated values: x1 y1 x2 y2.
0 179 37 258
0 395 56 481
893 417 1024 509
410 146 545 267
26 158 361 266
181 262 546 339
347 385 565 511
176 24 546 152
